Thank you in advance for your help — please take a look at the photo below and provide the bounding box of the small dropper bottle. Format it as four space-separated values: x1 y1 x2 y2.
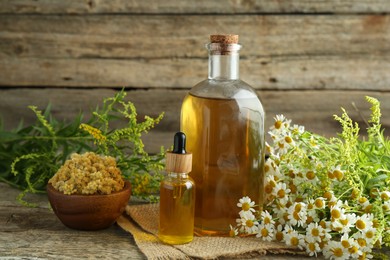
158 132 195 245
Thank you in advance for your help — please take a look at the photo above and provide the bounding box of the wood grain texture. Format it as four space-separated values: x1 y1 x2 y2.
1 15 388 89
1 55 389 90
1 88 389 153
1 15 389 59
0 0 389 14
0 183 145 259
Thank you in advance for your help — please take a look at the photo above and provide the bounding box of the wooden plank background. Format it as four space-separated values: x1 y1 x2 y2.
0 1 389 153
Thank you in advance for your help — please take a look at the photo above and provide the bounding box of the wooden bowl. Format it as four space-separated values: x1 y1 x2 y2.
47 181 131 230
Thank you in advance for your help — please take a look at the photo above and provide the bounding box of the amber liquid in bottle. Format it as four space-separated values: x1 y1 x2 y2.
159 173 195 244
181 93 265 236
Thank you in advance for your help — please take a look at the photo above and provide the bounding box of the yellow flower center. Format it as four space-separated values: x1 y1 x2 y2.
381 192 390 201
265 184 273 194
306 171 315 180
366 230 374 239
229 229 236 237
349 245 358 254
333 170 343 180
333 247 344 257
364 204 373 213
289 183 297 194
331 208 341 219
351 188 360 199
242 202 251 211
320 220 327 229
295 203 302 212
306 216 313 224
285 136 293 144
264 217 271 225
293 211 300 221
277 189 286 198
323 191 332 200
275 231 284 241
327 171 335 179
356 219 366 230
264 164 270 173
278 142 285 149
308 242 316 252
290 237 299 246
246 219 254 228
261 228 269 237
274 121 282 129
357 238 367 247
341 240 350 248
315 198 324 208
311 228 320 237
359 197 368 204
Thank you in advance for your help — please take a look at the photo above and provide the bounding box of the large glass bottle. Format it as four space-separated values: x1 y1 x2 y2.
180 34 265 236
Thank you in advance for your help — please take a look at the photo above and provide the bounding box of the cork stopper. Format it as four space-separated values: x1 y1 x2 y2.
166 152 192 173
165 132 192 173
210 34 239 44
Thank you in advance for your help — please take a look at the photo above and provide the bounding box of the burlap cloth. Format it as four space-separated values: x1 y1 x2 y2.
117 203 305 259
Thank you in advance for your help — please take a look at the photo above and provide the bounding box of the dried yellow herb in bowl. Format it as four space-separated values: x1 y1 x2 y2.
49 152 124 195
47 152 131 230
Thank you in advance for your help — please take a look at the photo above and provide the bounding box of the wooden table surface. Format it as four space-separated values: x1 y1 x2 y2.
1 182 388 259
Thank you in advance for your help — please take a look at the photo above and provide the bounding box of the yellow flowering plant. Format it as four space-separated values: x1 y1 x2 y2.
232 97 390 259
0 90 165 205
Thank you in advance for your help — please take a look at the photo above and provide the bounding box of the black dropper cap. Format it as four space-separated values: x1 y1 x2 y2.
172 132 187 154
165 132 192 173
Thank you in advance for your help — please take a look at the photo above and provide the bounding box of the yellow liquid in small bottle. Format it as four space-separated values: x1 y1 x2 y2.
159 173 195 244
181 93 265 236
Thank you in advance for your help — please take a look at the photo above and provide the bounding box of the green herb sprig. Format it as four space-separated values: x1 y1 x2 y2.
0 90 165 205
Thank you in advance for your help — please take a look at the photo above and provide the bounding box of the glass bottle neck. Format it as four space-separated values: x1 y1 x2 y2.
168 172 189 178
207 43 241 80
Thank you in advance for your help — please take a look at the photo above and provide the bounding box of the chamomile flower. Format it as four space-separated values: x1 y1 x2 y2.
306 222 324 242
287 202 307 228
304 170 318 183
284 228 304 248
236 211 259 234
229 224 238 237
270 114 290 132
273 182 291 206
303 236 321 257
336 213 357 234
340 233 354 250
274 223 284 242
314 197 326 209
330 204 345 221
380 191 390 201
355 214 374 232
329 165 344 181
323 240 350 260
347 239 362 259
382 200 390 213
291 124 305 136
261 210 275 226
358 196 372 213
309 136 320 150
237 196 256 213
256 223 275 241
361 227 377 244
